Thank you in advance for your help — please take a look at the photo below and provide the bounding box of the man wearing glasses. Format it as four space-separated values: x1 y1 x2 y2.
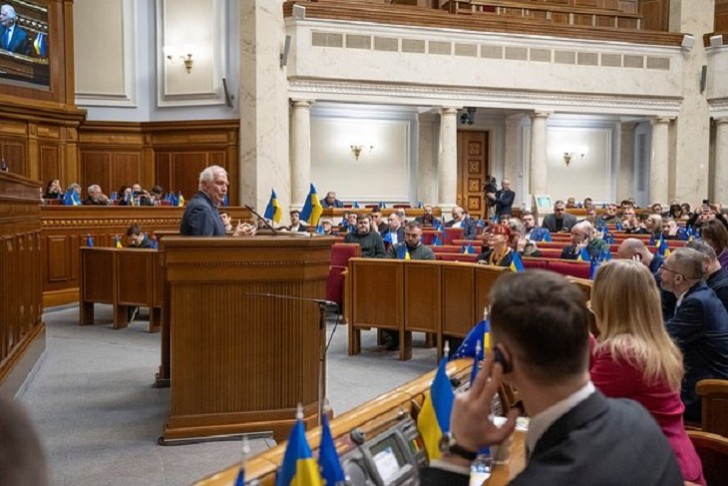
660 248 728 423
541 200 577 233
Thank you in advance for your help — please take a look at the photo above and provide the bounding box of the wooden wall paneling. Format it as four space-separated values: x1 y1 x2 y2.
81 152 111 194
39 143 61 187
716 0 728 31
638 0 668 31
111 152 143 191
403 261 440 333
155 152 172 196
441 263 475 338
474 266 506 323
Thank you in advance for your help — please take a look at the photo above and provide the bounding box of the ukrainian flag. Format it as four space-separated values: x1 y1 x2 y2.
417 356 454 461
86 235 94 247
396 245 411 260
114 235 122 249
264 189 283 223
509 251 525 272
300 183 324 226
33 32 47 57
576 246 590 262
177 192 185 207
657 235 671 258
276 415 323 486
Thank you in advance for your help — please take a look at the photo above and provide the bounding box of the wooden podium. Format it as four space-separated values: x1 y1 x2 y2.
158 235 333 442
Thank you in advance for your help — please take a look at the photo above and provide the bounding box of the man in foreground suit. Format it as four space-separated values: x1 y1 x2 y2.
422 270 683 485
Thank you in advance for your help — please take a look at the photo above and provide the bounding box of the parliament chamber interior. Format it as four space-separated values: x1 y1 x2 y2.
2 0 728 485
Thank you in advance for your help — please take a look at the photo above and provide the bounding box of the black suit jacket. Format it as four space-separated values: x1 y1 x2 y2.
444 217 478 239
542 213 577 233
421 391 683 486
707 267 728 311
666 281 728 422
0 24 29 54
490 189 515 216
179 191 226 236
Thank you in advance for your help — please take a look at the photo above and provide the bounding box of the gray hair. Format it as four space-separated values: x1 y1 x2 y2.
670 247 705 281
507 218 525 236
572 220 594 237
1 5 17 20
198 165 228 189
686 240 717 262
87 184 101 194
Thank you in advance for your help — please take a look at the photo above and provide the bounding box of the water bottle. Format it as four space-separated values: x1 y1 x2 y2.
469 447 492 486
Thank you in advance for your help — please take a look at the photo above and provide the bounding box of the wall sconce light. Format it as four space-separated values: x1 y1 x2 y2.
563 148 587 167
164 45 194 73
350 144 373 161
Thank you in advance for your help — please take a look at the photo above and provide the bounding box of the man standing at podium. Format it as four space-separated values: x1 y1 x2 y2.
180 166 230 236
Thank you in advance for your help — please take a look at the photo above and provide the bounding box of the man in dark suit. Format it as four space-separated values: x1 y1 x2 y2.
541 200 577 233
661 247 728 423
414 204 441 228
380 212 405 245
444 206 477 239
421 271 683 486
687 240 728 310
485 178 515 218
180 166 235 236
0 5 29 54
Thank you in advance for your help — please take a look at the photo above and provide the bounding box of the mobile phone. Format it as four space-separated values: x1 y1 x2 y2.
493 347 512 373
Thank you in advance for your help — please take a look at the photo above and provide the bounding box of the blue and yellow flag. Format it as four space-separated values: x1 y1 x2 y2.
542 231 552 242
300 184 324 226
318 414 345 486
469 340 482 386
576 246 590 262
589 258 600 280
264 189 283 223
64 188 80 206
658 235 671 258
114 235 122 249
417 355 454 461
86 235 94 247
461 242 475 255
33 33 47 57
453 319 490 360
177 192 185 207
276 415 322 486
432 234 443 246
396 244 411 261
509 251 525 272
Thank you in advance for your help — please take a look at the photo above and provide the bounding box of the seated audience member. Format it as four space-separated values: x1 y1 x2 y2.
618 199 634 218
149 185 164 205
381 213 405 245
680 203 692 219
117 185 133 205
131 183 142 193
414 205 441 228
67 182 82 197
421 271 683 486
645 214 663 240
507 218 541 257
0 394 49 486
497 213 510 225
700 219 728 269
82 184 110 205
445 206 478 239
125 225 154 249
583 197 594 211
566 196 577 208
583 208 605 229
287 210 307 232
321 191 343 208
220 213 233 232
370 208 388 233
395 207 408 224
668 203 685 221
601 203 619 222
621 208 645 233
320 219 334 235
541 200 577 233
44 179 63 199
476 224 514 267
617 238 676 319
343 214 386 258
661 248 728 423
687 240 728 310
521 211 550 241
590 260 705 485
662 218 684 240
560 221 608 260
651 202 665 215
387 222 435 261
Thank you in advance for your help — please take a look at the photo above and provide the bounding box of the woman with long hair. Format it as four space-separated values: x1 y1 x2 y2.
590 260 704 485
700 218 728 268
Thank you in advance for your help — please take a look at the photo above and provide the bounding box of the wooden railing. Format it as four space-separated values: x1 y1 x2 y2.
284 0 684 47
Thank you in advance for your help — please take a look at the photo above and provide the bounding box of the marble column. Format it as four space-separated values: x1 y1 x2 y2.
417 111 438 205
714 117 728 205
504 114 523 206
529 112 549 197
650 117 671 205
239 0 291 215
290 100 312 209
617 122 637 203
438 107 458 211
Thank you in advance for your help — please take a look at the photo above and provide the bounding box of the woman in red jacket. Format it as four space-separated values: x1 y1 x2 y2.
590 260 705 485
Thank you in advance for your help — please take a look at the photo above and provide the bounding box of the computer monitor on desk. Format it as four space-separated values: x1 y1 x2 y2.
532 195 552 225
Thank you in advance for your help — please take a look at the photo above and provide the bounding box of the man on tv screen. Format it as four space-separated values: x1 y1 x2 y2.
0 5 29 55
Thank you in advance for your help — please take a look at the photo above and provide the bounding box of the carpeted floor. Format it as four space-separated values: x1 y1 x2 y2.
17 305 439 486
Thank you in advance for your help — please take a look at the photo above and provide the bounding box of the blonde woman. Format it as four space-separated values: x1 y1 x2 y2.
590 260 705 485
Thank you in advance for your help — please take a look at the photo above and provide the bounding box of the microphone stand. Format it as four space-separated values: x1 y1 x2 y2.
246 292 338 425
243 205 279 235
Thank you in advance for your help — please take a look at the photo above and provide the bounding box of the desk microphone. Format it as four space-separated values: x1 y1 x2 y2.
245 292 338 309
243 205 279 235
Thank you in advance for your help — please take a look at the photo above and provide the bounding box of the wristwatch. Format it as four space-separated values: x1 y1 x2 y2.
438 433 478 461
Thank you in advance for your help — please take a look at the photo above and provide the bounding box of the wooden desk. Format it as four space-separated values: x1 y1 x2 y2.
159 235 334 442
321 207 443 219
79 247 164 332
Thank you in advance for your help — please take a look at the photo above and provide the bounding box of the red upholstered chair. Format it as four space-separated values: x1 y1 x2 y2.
548 261 591 279
435 252 478 263
326 243 361 310
538 248 563 259
443 227 464 245
431 245 464 254
421 230 442 246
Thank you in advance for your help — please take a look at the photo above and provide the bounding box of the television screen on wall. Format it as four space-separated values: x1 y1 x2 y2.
0 0 49 87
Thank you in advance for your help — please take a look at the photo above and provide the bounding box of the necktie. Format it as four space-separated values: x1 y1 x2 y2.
4 29 11 49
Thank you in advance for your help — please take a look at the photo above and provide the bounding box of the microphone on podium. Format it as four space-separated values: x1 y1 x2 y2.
245 292 339 309
243 204 279 235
